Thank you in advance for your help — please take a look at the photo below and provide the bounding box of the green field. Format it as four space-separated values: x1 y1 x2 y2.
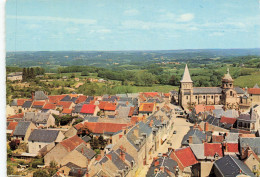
234 71 260 88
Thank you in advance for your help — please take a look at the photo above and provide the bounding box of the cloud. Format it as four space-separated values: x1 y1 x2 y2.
124 9 139 16
160 12 175 20
7 15 97 25
209 32 225 36
178 13 194 22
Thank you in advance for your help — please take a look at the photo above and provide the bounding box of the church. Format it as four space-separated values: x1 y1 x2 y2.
179 64 245 110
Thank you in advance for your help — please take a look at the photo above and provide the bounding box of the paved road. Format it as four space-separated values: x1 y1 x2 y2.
136 105 193 176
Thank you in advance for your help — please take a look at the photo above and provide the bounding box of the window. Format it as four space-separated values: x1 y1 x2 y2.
211 96 213 99
195 96 197 99
203 96 205 99
186 96 188 99
230 91 233 96
230 84 232 87
220 96 222 99
39 145 41 149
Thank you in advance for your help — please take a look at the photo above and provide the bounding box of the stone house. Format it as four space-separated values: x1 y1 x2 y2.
23 112 55 127
44 135 96 168
248 86 260 104
12 121 37 143
28 129 64 154
242 147 260 176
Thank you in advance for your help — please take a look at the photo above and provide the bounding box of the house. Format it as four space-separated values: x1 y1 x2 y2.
146 154 178 177
103 102 117 116
213 155 255 177
12 121 36 143
181 126 206 146
42 103 56 111
56 162 84 177
23 112 55 127
44 135 95 168
90 147 135 177
190 143 223 161
240 137 260 157
56 101 74 110
28 129 64 154
10 99 29 113
7 112 24 122
169 147 198 176
22 101 33 111
242 147 260 176
237 113 258 132
31 101 46 110
248 87 260 103
80 104 99 116
139 102 155 116
6 122 18 136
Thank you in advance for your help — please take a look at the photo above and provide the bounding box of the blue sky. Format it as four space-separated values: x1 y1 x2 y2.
5 0 260 51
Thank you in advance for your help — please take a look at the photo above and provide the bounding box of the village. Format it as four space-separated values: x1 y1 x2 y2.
6 66 260 177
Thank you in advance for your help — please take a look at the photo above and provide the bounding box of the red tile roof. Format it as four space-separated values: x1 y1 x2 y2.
17 99 29 106
60 135 86 152
128 107 135 117
57 101 72 109
48 95 66 104
80 104 96 114
194 104 205 114
143 92 159 98
75 95 87 104
32 101 46 106
42 103 56 110
205 105 215 111
204 143 223 157
74 122 129 134
163 93 170 98
131 116 139 125
104 102 116 111
7 122 18 131
220 116 237 125
139 103 155 113
7 113 24 119
62 108 72 114
171 147 198 170
98 101 107 110
239 134 256 138
212 135 224 143
248 88 260 95
226 143 239 153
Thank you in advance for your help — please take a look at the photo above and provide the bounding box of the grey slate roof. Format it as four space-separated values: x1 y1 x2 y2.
225 133 239 143
28 129 60 142
84 116 99 122
24 112 52 124
234 87 245 94
116 106 131 118
240 137 260 155
61 95 72 101
193 87 222 94
22 101 32 108
214 155 255 177
86 96 94 103
73 102 85 113
127 121 153 150
10 99 17 106
13 121 31 136
146 156 177 177
237 114 251 121
75 144 96 160
253 83 259 88
107 150 129 170
212 109 239 118
190 144 205 159
181 128 206 146
115 148 135 164
34 91 48 100
81 135 91 143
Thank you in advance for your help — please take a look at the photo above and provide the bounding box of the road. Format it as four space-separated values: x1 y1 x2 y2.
136 106 193 176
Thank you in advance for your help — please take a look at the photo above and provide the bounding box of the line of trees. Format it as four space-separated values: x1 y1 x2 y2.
22 67 45 81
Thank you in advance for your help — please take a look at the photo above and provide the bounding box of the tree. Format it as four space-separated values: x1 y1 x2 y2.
9 140 18 150
33 169 49 177
22 68 27 81
7 166 14 175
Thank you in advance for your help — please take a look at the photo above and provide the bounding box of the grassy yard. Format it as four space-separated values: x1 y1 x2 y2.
234 71 260 88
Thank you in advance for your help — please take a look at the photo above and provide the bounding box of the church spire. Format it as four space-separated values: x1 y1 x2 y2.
180 64 193 83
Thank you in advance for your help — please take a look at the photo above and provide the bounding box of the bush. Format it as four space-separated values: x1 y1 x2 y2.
33 169 49 177
7 165 14 175
9 140 18 150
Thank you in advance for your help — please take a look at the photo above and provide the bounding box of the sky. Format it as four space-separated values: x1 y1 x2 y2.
5 0 260 51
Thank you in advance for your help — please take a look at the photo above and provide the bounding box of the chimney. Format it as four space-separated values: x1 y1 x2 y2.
150 120 154 127
154 160 159 166
205 122 209 132
120 151 125 161
156 106 159 111
189 136 193 144
106 154 112 160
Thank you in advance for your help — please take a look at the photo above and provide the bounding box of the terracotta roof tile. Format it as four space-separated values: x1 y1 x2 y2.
239 134 256 138
32 101 46 106
60 135 86 152
7 122 18 131
7 113 24 119
80 104 96 114
220 116 237 125
98 101 107 110
248 88 260 95
204 143 223 157
57 101 72 109
62 108 72 114
48 95 66 104
194 104 205 114
212 135 224 143
75 122 129 134
75 95 87 104
205 105 215 111
143 92 159 98
17 99 29 106
139 103 155 113
171 147 198 170
226 143 239 153
128 107 135 117
42 103 56 110
104 102 116 111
